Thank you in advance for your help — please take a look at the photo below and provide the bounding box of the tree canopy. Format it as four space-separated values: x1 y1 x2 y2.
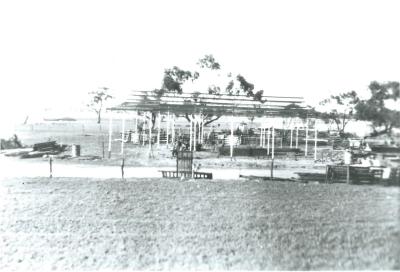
87 87 113 124
159 55 264 101
154 54 266 126
317 91 360 137
317 81 400 138
355 81 400 136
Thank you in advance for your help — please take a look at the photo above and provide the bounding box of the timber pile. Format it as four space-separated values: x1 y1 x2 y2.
0 135 23 150
295 172 326 182
33 141 59 151
371 146 400 153
1 141 67 159
218 146 301 157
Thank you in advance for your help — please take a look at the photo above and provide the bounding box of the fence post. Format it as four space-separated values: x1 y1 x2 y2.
290 127 293 148
166 111 170 147
314 128 318 161
157 112 161 148
230 116 234 160
270 158 274 180
121 158 125 180
189 119 192 151
102 141 105 159
121 116 125 155
271 127 275 159
108 114 113 158
49 157 53 178
194 120 197 152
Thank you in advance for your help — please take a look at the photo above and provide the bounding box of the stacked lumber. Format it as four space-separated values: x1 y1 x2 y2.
14 141 67 159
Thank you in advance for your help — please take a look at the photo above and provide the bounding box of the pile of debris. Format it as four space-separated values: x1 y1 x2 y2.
0 134 23 150
1 140 67 159
22 141 67 158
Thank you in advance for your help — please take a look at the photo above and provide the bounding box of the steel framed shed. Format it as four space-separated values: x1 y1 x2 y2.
107 90 315 159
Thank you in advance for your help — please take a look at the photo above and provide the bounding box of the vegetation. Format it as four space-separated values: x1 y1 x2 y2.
317 81 400 138
317 91 360 138
1 177 398 270
152 55 265 127
355 81 400 136
87 87 113 124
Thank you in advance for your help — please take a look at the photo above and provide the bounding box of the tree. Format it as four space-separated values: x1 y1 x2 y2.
355 81 400 136
161 66 198 94
157 55 265 127
197 54 221 70
87 87 113 124
317 91 360 138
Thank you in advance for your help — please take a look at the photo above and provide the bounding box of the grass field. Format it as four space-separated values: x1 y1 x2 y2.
0 177 399 270
12 120 333 172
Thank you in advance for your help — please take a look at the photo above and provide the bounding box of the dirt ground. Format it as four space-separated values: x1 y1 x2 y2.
0 176 399 270
1 121 399 270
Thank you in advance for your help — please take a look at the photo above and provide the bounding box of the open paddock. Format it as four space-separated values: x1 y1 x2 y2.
0 177 399 270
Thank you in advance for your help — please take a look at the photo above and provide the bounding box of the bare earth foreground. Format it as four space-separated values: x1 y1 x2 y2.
0 177 399 270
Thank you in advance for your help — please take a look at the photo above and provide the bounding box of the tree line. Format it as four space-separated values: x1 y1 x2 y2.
87 55 400 138
316 81 400 138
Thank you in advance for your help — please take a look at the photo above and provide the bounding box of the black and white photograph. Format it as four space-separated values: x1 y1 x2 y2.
0 0 399 270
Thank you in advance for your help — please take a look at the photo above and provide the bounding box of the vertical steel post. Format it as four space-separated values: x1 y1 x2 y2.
49 157 53 178
108 113 113 158
121 116 125 155
194 119 197 152
271 127 275 159
142 115 146 146
230 116 234 159
189 118 192 151
267 127 270 155
149 114 152 151
305 120 309 157
166 111 170 147
290 127 293 148
157 112 161 148
314 128 318 160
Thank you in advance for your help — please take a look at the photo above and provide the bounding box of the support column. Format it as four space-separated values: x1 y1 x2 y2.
194 120 197 152
296 126 299 148
189 118 193 151
166 112 170 147
263 128 266 148
314 128 318 160
259 127 263 147
290 127 293 148
149 114 152 151
142 115 146 146
271 126 275 159
267 128 270 155
120 116 125 155
230 116 234 159
108 113 113 158
172 116 175 145
305 120 309 157
157 112 161 148
201 119 204 144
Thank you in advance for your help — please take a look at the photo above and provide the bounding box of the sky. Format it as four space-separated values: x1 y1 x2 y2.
1 0 400 128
